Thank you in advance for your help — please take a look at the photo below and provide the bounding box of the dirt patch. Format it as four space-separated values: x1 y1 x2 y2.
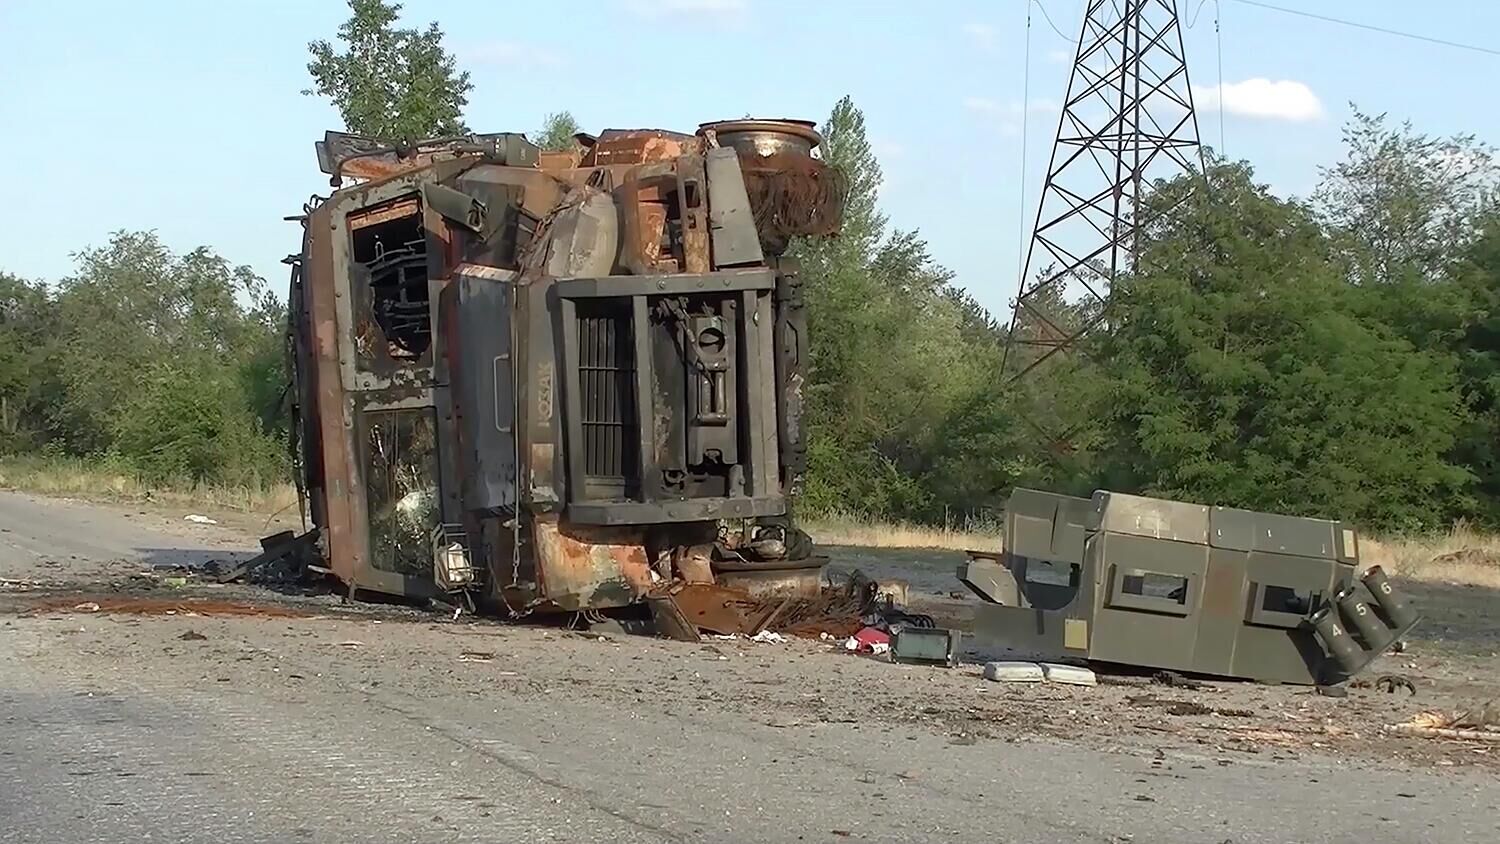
21 595 310 618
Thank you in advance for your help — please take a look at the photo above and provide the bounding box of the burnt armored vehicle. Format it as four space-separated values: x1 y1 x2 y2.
284 120 843 615
961 489 1421 685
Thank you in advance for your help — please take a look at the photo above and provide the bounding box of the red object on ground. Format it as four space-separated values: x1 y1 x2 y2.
845 626 891 654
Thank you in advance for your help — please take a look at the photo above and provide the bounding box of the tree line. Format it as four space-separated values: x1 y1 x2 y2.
3 0 1498 535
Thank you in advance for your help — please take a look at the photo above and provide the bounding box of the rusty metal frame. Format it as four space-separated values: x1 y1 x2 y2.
310 171 471 598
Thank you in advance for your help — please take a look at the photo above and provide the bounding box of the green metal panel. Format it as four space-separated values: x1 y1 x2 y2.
1188 547 1248 676
1090 491 1210 544
1209 506 1340 560
1229 554 1350 684
1088 532 1209 671
1006 488 1092 564
970 487 1409 685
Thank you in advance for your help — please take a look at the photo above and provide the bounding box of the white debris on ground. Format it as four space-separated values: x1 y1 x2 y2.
984 661 1098 686
183 514 218 525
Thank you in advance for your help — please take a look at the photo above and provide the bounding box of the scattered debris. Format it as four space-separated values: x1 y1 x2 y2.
889 627 961 667
1351 674 1418 695
1128 695 1252 718
845 626 891 656
178 630 208 641
161 576 187 589
749 630 787 644
457 650 495 662
1041 663 1098 687
25 597 306 618
336 640 365 648
1391 701 1500 741
183 514 218 525
1153 671 1207 691
984 661 1045 683
215 530 320 585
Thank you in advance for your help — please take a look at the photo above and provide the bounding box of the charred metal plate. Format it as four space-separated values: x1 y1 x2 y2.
532 518 652 611
668 583 757 636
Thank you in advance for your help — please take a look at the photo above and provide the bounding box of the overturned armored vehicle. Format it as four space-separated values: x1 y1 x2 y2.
962 489 1421 685
285 121 843 615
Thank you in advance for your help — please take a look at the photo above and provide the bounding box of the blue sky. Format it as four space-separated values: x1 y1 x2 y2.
2 0 1497 316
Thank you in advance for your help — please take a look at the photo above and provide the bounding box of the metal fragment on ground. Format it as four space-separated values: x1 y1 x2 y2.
983 661 1045 683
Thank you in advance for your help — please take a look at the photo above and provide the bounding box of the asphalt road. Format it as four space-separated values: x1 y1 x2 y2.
1 490 1496 843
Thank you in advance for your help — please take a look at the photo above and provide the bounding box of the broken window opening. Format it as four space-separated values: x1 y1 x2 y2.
351 206 430 362
1121 571 1189 605
1262 584 1315 616
363 408 440 576
1022 559 1076 587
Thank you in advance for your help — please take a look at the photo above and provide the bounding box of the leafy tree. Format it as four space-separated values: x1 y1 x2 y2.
791 96 996 520
1447 215 1500 521
1096 161 1471 530
1316 107 1498 288
534 111 581 151
0 272 58 446
112 358 285 486
304 0 473 140
30 231 286 483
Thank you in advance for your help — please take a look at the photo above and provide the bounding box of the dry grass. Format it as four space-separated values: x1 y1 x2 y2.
804 510 1003 552
0 457 299 519
1362 524 1500 589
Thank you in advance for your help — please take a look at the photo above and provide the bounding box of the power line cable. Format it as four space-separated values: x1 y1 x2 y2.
1187 0 1212 28
1215 0 1226 158
1230 0 1500 57
1034 0 1078 43
1018 1 1035 287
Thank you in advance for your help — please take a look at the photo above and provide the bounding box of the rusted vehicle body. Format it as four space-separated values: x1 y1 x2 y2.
285 120 843 615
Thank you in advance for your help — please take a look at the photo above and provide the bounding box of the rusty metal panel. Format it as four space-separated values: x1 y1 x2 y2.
583 129 698 167
532 516 652 611
677 154 710 274
303 205 362 588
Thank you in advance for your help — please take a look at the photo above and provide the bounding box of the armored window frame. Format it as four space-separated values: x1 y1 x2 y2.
1107 566 1194 617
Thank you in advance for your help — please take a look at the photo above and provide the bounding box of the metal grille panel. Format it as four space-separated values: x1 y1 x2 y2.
576 304 638 485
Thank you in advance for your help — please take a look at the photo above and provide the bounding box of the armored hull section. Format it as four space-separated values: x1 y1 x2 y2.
962 489 1419 685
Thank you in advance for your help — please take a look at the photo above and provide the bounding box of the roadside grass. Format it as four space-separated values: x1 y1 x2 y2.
0 456 299 518
804 508 1003 552
5 457 1498 590
1362 524 1500 589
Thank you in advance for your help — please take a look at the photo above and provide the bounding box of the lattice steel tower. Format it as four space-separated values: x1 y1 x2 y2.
1002 0 1206 390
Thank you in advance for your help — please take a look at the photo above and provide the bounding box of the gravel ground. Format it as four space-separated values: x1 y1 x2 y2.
2 490 1498 843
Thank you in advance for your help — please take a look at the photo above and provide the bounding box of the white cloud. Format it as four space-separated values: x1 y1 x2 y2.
962 22 998 50
1193 78 1324 122
625 0 747 18
462 40 563 68
1046 48 1071 64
